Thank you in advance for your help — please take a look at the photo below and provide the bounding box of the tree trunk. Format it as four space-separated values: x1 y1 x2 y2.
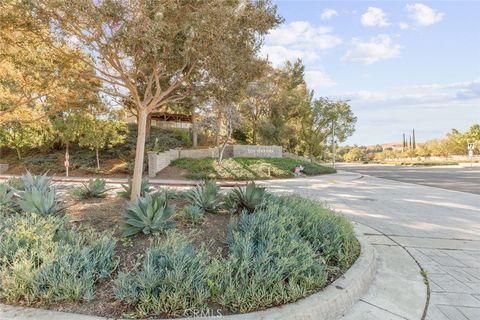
15 148 21 160
219 107 233 163
131 109 148 202
252 120 257 145
146 113 152 137
65 142 69 177
214 114 222 146
96 147 100 171
192 111 198 148
219 126 232 163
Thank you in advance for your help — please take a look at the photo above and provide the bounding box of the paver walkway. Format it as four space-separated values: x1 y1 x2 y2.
261 172 480 320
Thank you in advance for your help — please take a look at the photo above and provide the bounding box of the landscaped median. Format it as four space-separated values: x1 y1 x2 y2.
0 173 375 319
169 157 336 180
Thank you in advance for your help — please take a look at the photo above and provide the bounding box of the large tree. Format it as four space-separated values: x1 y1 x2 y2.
31 0 280 200
0 0 100 124
298 97 330 161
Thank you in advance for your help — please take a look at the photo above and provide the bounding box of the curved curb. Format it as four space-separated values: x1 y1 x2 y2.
0 235 376 320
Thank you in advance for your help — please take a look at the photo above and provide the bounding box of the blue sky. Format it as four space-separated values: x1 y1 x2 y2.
261 1 480 145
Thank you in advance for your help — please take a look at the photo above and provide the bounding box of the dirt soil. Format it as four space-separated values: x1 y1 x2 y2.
37 195 233 318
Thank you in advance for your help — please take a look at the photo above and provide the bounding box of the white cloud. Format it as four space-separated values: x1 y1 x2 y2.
265 21 342 50
261 21 342 65
260 46 319 66
336 80 480 145
406 3 444 26
341 35 401 64
321 9 338 20
399 22 410 30
338 80 480 105
305 70 337 88
361 7 389 27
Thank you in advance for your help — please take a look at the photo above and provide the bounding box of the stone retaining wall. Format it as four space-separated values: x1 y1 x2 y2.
148 145 282 177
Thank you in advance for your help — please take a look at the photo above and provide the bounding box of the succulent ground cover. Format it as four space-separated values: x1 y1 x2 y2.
0 174 359 318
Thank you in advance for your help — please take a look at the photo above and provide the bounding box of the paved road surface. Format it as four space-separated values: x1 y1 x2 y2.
262 173 480 320
335 164 480 195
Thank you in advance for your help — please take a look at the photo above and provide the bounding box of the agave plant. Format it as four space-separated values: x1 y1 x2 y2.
122 192 176 237
118 177 153 199
77 178 109 198
17 186 65 215
180 205 204 224
225 181 267 214
19 171 53 193
186 180 222 213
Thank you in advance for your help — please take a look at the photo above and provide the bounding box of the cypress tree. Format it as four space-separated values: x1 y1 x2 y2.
412 129 416 149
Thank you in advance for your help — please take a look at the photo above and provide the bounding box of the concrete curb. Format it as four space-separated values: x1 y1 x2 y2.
0 235 376 320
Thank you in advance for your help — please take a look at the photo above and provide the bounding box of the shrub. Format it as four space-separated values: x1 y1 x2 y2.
157 187 191 200
113 232 214 317
0 183 15 214
267 195 359 270
6 177 22 190
180 205 204 224
224 181 267 214
122 192 176 237
186 180 222 213
118 177 153 199
217 205 327 312
0 213 116 304
75 178 109 199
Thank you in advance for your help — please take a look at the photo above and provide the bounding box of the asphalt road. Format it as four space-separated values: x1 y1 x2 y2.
336 163 480 195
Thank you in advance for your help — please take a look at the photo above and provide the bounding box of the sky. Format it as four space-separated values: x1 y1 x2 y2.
261 0 480 145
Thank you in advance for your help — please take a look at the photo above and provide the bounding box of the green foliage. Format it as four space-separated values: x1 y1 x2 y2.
14 172 64 215
344 147 366 162
17 186 65 216
122 192 176 237
0 122 50 159
180 205 204 224
118 177 152 199
268 195 359 269
217 202 327 312
6 177 22 190
0 183 15 214
156 187 191 201
0 213 116 304
172 157 336 181
18 171 52 193
225 181 267 214
113 232 214 316
186 180 222 213
76 178 109 199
